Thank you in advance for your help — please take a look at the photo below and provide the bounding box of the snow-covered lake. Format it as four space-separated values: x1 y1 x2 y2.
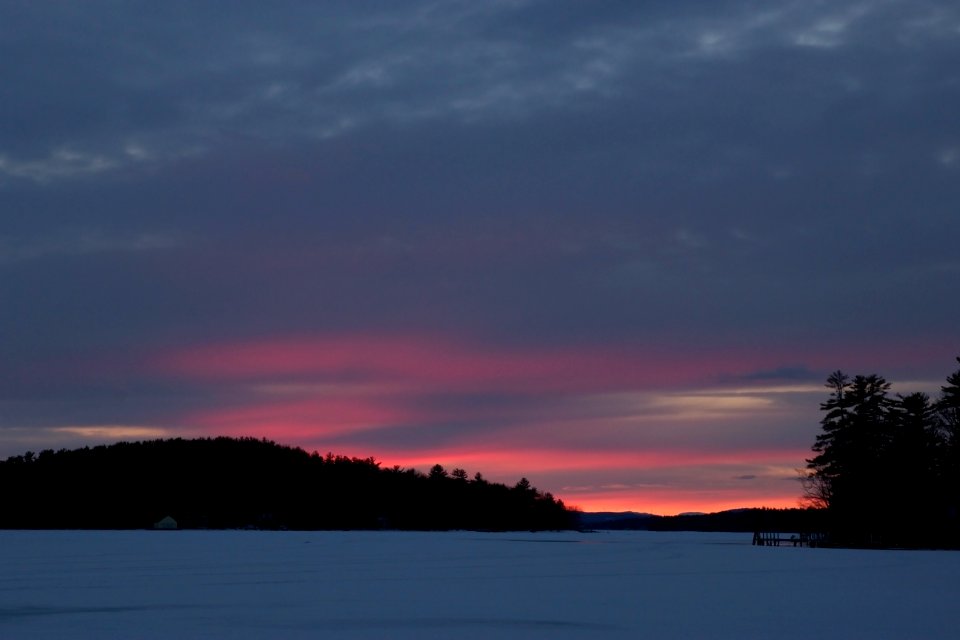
1 529 957 639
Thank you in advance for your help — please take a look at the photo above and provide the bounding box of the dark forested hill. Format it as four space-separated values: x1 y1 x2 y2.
0 437 575 531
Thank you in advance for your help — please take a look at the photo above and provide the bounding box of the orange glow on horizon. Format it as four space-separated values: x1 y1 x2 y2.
562 491 804 517
308 445 810 516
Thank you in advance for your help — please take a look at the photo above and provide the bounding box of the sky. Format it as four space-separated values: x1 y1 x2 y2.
1 0 958 515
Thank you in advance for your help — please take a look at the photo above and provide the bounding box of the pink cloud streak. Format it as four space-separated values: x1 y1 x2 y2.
138 332 953 514
152 333 834 392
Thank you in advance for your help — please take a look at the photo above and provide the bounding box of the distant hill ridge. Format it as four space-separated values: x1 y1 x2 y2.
0 437 575 531
578 508 827 532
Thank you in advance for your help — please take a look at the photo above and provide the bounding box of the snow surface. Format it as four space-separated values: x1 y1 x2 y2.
1 529 957 639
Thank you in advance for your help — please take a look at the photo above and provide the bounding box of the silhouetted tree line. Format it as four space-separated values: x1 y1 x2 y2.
804 357 960 547
0 437 576 531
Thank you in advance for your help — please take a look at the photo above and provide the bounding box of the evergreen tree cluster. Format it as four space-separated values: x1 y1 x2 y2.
804 357 960 547
0 437 575 531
